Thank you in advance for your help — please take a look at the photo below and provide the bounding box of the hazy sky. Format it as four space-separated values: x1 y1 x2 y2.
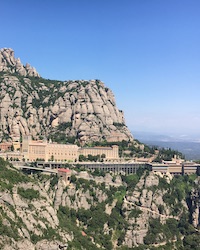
2 0 200 136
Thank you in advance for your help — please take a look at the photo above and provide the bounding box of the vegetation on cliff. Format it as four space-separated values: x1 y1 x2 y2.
0 158 199 249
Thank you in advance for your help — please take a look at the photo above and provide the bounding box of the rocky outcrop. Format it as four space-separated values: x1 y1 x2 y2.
123 172 186 246
0 167 122 249
0 48 133 144
0 48 40 77
0 181 72 250
53 172 122 210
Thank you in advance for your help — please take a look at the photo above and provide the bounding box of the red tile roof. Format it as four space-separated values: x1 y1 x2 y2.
58 168 71 173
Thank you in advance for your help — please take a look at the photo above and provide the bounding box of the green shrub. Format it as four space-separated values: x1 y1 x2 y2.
17 187 40 200
50 174 59 188
128 208 142 218
0 158 30 191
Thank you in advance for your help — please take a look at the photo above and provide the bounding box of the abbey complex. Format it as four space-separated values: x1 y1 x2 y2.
0 48 200 174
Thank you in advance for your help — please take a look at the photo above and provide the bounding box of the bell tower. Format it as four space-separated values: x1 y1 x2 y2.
21 135 32 161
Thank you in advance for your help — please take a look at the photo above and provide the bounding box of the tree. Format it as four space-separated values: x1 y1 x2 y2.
70 175 77 183
79 154 86 162
183 234 200 249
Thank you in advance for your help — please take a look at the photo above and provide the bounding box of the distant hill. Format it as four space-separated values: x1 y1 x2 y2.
133 131 200 160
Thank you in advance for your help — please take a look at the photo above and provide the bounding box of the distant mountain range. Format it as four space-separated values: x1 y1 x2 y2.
133 131 200 160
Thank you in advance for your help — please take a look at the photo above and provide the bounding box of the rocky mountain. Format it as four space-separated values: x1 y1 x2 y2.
0 48 133 144
0 158 199 249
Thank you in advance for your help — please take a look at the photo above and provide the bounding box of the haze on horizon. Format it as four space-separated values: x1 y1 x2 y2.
1 0 200 138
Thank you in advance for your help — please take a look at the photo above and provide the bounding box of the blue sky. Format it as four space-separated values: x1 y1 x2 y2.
1 0 200 137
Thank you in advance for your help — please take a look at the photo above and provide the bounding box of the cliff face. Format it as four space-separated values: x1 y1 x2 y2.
0 158 199 250
0 48 133 144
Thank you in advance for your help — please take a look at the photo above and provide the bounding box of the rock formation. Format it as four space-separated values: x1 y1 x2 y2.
0 48 133 144
0 158 199 249
0 48 40 77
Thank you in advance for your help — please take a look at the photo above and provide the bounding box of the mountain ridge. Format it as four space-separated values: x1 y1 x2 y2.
0 48 133 144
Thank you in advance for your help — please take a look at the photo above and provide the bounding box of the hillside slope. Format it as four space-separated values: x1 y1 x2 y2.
0 158 199 250
0 48 133 144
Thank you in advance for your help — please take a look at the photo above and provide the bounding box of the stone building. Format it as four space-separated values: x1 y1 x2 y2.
151 162 200 175
0 142 12 151
78 145 119 160
21 136 78 162
57 168 71 184
21 136 119 162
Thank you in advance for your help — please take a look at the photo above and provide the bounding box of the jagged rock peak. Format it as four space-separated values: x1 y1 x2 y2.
0 48 40 77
